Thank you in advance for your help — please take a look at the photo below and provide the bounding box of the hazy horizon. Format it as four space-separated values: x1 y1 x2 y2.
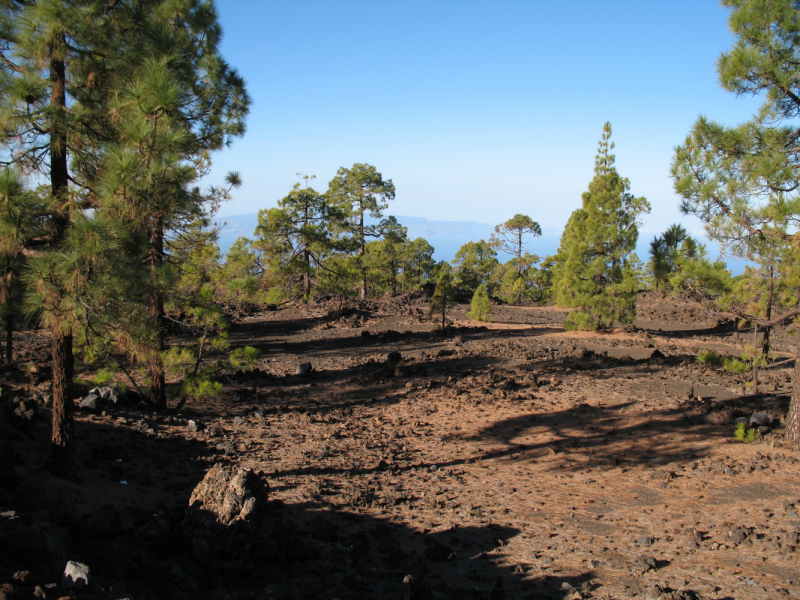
205 1 763 261
214 211 749 276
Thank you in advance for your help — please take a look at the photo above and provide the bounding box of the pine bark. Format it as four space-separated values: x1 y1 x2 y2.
4 314 11 363
303 207 311 297
48 44 77 479
787 341 800 447
359 211 367 300
149 217 167 410
50 327 75 478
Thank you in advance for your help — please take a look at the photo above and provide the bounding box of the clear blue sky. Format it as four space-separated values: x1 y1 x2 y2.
209 1 762 250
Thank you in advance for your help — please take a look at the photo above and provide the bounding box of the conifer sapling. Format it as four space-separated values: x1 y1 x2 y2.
468 284 492 322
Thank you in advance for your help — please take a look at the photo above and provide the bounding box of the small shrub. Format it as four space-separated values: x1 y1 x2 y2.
468 284 492 322
696 349 723 366
734 421 759 442
723 357 749 374
264 287 285 306
93 368 114 386
229 346 262 369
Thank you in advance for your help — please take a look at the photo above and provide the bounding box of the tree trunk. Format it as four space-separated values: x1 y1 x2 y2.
763 261 774 358
50 327 76 478
303 208 311 298
752 324 759 396
48 45 76 479
149 218 167 410
786 340 800 447
4 314 11 363
359 213 367 300
303 248 311 298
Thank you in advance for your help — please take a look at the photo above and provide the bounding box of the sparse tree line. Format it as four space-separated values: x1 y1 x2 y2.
3 0 800 477
219 167 438 305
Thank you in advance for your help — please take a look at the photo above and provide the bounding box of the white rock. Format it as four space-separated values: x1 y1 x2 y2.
62 560 90 589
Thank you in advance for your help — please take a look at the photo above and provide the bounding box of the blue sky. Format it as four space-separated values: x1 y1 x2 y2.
208 1 763 256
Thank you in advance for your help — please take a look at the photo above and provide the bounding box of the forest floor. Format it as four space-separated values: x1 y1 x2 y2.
2 291 800 600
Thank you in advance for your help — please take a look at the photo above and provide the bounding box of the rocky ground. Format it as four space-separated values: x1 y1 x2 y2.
2 291 800 600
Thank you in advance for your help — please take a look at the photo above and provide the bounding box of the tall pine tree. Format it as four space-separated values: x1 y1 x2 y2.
671 0 800 446
0 1 249 474
102 48 247 410
0 0 141 477
254 176 339 301
553 123 650 330
327 164 396 299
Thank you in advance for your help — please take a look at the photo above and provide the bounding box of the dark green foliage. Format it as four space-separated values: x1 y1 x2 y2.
671 0 800 444
0 0 250 474
0 169 45 362
647 224 698 289
253 167 435 300
217 237 262 302
364 216 408 295
495 253 541 304
254 175 340 301
467 284 492 322
327 164 396 299
492 214 541 276
430 270 455 329
400 237 436 291
553 123 650 330
452 239 499 293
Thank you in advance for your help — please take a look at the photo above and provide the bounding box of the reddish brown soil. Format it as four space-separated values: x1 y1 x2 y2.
2 291 800 600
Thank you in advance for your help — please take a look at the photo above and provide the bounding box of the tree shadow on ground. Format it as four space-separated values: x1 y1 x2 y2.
227 318 566 360
0 398 599 600
469 390 791 474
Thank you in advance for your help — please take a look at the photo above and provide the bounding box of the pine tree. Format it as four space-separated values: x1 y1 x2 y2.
530 255 557 303
671 0 800 445
0 0 143 477
430 270 455 330
452 240 499 293
553 123 650 330
364 216 408 295
102 11 248 409
647 224 698 290
400 238 435 292
0 170 45 363
254 175 339 301
491 214 541 276
468 284 492 322
218 237 261 302
496 253 539 304
327 164 396 299
0 0 248 472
